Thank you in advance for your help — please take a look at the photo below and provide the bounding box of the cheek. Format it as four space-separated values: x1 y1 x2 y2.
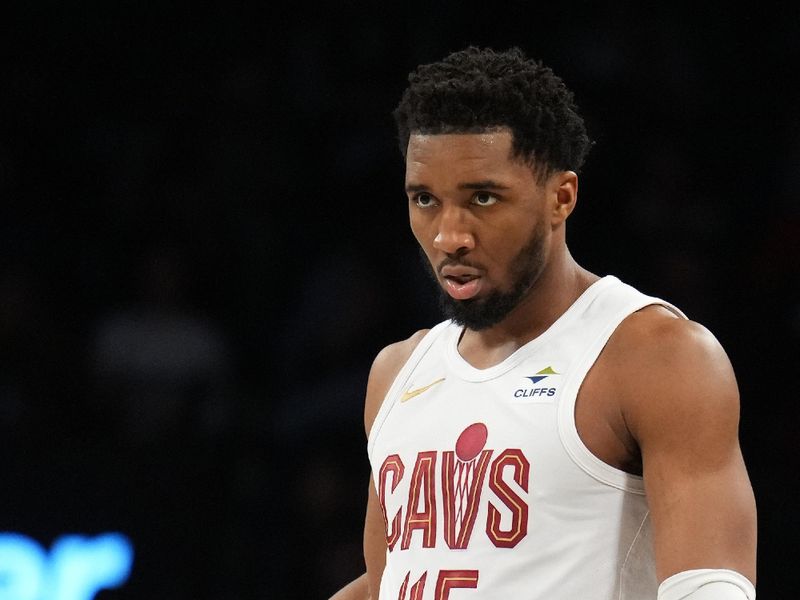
483 227 521 262
483 220 541 273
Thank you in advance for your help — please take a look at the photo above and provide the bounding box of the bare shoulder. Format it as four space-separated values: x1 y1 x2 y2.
364 329 431 437
613 304 732 368
607 305 740 443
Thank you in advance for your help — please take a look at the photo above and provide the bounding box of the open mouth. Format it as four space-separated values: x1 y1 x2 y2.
439 264 484 300
442 273 483 300
445 273 477 285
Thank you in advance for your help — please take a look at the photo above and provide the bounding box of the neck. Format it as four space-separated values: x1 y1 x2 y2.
458 247 598 369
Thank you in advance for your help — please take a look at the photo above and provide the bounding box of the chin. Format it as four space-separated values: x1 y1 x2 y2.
439 294 509 331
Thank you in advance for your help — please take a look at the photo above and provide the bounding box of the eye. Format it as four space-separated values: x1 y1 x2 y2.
414 193 437 208
472 191 498 206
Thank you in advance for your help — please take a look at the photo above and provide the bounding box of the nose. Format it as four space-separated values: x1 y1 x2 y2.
432 206 475 255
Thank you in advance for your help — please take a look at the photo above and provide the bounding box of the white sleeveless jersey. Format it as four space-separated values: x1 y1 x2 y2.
367 276 685 600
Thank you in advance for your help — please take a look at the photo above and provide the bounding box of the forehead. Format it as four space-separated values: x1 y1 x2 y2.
405 130 532 184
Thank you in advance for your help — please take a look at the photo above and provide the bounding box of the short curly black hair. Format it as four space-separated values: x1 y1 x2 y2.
393 47 592 179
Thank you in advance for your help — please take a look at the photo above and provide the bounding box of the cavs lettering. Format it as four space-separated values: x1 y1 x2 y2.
377 423 530 598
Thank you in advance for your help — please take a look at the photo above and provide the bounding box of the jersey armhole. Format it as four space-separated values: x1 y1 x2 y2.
366 321 451 459
557 298 686 493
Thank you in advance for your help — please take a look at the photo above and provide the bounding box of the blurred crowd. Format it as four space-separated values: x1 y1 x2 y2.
1 4 798 598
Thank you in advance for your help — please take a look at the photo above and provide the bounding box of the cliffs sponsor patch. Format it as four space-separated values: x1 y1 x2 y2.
513 366 559 401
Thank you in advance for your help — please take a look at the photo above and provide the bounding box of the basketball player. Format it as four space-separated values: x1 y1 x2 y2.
331 47 756 599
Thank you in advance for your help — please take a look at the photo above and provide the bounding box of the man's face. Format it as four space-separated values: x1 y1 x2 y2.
405 130 554 330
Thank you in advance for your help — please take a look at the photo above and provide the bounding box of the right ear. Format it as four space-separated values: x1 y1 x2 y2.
549 170 578 227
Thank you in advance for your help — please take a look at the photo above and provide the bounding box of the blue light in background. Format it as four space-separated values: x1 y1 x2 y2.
0 533 133 600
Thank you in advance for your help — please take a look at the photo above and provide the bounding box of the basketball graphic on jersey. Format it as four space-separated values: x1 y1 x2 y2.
455 422 488 461
446 423 492 549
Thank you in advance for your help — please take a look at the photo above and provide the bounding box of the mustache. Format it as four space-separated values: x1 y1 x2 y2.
435 256 485 276
417 248 485 282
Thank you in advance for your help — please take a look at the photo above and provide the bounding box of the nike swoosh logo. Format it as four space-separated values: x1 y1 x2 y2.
400 378 445 402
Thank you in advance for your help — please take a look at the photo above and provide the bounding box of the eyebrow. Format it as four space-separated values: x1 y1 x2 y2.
405 180 510 193
458 180 510 191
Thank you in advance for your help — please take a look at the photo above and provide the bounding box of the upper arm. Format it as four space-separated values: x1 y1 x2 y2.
362 329 430 599
619 312 756 584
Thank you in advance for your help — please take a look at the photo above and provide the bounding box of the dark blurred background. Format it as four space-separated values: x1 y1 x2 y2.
1 2 797 598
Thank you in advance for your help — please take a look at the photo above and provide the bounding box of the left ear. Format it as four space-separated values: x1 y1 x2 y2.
549 171 578 226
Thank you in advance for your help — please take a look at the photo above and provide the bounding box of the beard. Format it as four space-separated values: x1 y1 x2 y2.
421 220 548 331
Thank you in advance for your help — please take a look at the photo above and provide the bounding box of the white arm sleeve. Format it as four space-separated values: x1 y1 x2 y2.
657 569 755 600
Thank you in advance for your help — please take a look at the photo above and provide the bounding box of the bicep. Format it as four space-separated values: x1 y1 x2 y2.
643 438 756 583
625 320 756 583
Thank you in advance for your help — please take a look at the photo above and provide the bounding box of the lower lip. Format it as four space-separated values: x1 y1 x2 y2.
444 277 483 300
